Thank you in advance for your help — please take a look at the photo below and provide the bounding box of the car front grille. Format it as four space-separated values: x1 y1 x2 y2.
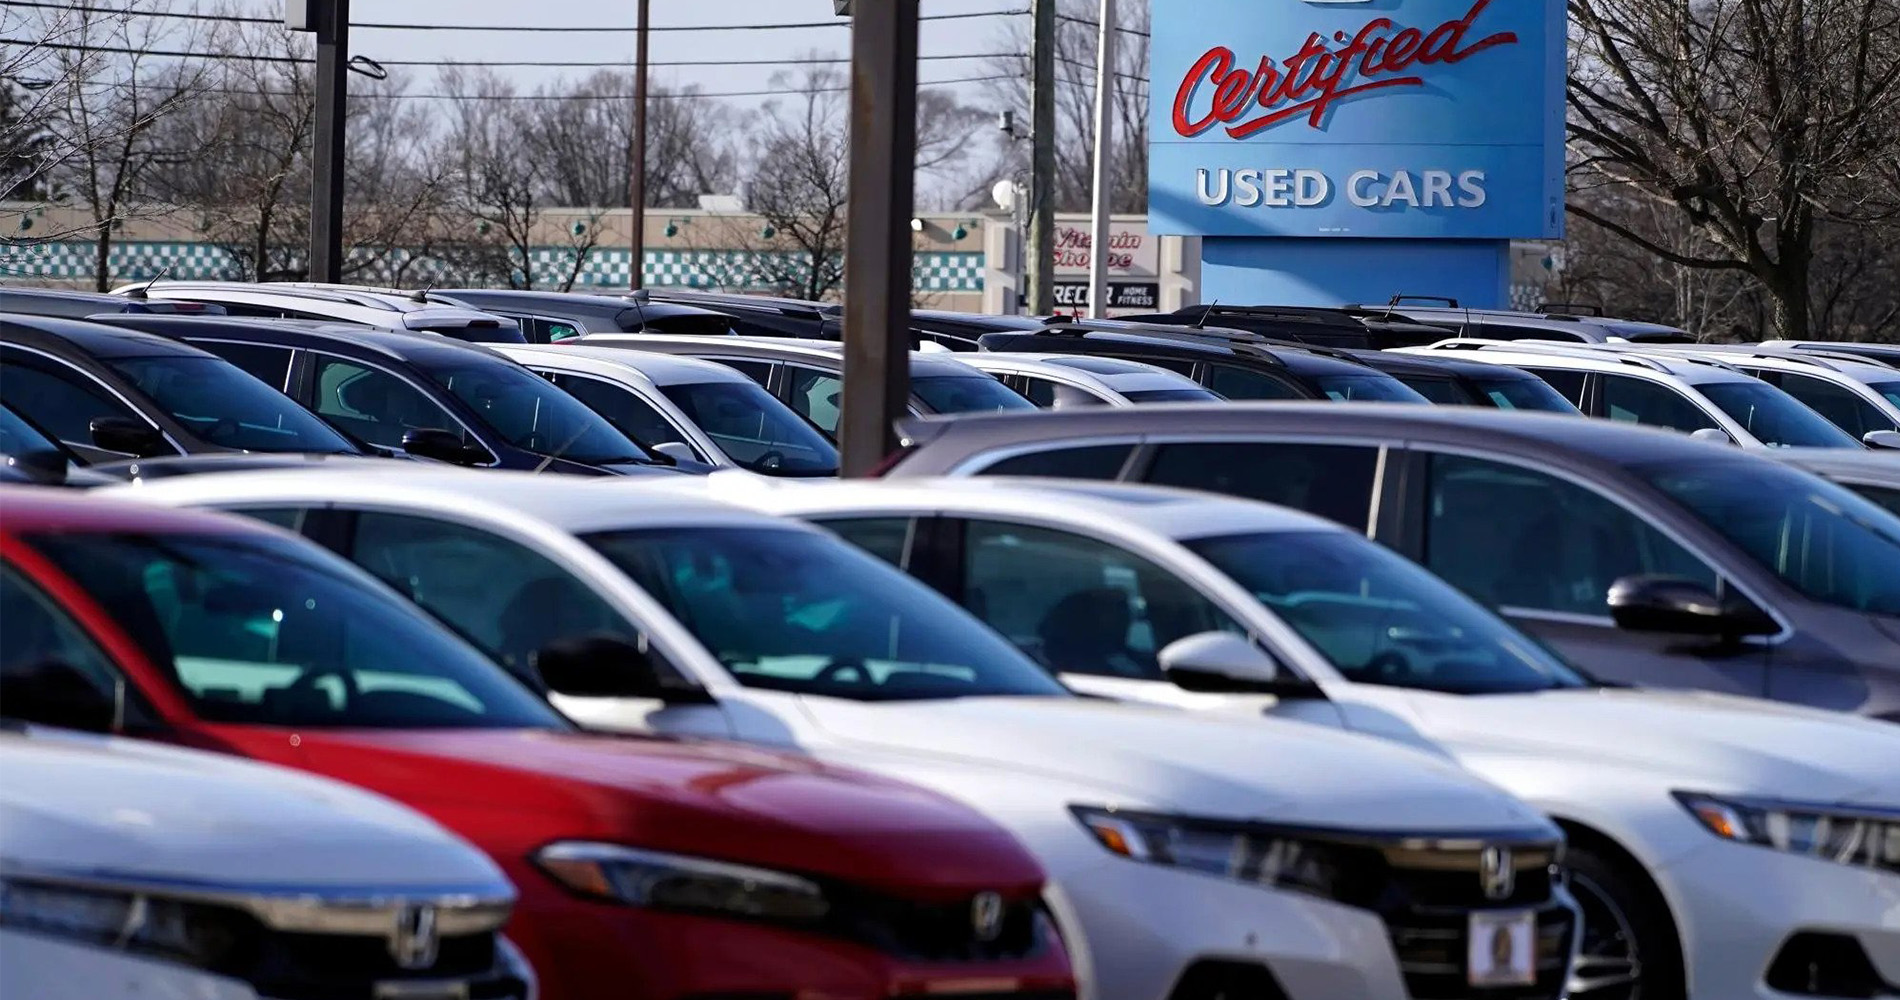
826 888 1054 963
1386 906 1576 1000
1370 840 1575 1000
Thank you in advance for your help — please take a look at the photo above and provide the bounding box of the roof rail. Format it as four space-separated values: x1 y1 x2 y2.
1537 302 1606 317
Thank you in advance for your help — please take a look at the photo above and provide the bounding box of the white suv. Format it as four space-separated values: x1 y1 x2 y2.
1626 345 1900 447
956 353 1225 408
1395 340 1862 449
115 467 1579 1000
109 281 524 343
0 724 530 1000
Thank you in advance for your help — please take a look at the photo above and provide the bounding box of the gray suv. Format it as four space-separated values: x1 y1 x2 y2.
885 404 1900 720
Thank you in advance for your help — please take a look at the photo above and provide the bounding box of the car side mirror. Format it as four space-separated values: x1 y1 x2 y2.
0 660 120 733
401 428 487 466
532 633 712 704
1862 430 1900 450
89 417 167 458
7 449 69 485
1158 632 1320 698
1689 428 1736 446
1607 575 1778 639
651 442 696 465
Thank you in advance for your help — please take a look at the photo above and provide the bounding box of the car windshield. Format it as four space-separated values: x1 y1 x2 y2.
658 380 839 476
1640 459 1900 617
1121 388 1225 404
1697 381 1861 448
1312 374 1430 404
586 526 1071 702
1872 381 1900 411
25 531 567 729
1186 531 1589 694
910 375 1038 415
107 355 357 454
424 360 652 465
1473 376 1580 413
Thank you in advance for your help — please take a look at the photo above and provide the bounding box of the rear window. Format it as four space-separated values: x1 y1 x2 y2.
910 376 1037 415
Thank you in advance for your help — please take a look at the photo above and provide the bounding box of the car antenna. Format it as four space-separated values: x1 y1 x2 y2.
123 264 172 300
1192 299 1220 329
627 287 650 330
409 278 437 304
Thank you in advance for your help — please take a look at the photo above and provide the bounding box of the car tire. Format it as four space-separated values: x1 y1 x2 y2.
1565 842 1686 1000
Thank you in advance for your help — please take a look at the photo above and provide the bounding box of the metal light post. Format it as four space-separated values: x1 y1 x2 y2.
1086 0 1116 319
287 0 349 283
628 0 650 290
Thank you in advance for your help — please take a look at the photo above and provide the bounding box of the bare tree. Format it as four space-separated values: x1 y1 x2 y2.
526 72 742 209
1567 0 1900 338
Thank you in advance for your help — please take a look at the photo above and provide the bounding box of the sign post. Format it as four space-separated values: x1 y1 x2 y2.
1147 0 1565 308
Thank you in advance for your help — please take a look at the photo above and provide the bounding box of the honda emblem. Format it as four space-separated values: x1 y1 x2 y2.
389 905 440 971
1479 846 1516 902
971 892 1005 943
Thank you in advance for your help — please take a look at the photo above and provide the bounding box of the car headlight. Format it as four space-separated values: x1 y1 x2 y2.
0 876 247 970
533 842 830 923
1675 792 1900 873
1071 805 1367 902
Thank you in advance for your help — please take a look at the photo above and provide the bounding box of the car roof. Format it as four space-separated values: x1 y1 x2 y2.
1771 448 1900 484
581 334 988 376
978 328 1384 375
1656 347 1900 381
1402 342 1752 382
1 314 219 359
673 474 1340 540
495 344 751 384
899 401 1748 467
1346 349 1540 380
93 314 506 364
648 289 837 316
0 484 276 535
958 353 1203 391
107 467 806 536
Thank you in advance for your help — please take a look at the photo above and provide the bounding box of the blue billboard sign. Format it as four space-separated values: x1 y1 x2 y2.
1148 0 1566 240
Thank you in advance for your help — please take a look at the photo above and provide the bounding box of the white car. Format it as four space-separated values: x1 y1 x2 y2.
955 353 1226 408
108 281 523 342
114 468 1579 1000
695 474 1900 1000
0 724 531 1000
1395 340 1864 449
1622 345 1900 447
493 343 840 476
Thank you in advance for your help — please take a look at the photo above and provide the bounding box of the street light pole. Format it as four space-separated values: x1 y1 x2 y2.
1026 0 1057 316
628 0 650 290
837 0 918 476
1086 0 1115 319
308 0 348 283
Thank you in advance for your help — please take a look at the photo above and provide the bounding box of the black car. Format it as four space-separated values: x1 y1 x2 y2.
1347 350 1582 412
0 315 370 464
88 314 677 476
908 311 1050 351
1127 304 1449 350
977 322 1430 403
0 402 120 486
644 290 841 339
884 402 1900 721
432 289 740 342
1 286 229 319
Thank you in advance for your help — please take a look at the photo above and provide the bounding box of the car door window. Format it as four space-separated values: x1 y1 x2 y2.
784 364 844 435
1853 484 1900 518
958 519 1243 679
225 506 307 533
347 511 652 683
1600 375 1721 434
1144 442 1381 531
551 373 695 455
309 357 465 450
1398 376 1472 405
1424 453 1719 616
815 517 916 571
0 349 146 447
1522 367 1586 406
975 444 1135 480
1017 375 1059 407
710 358 775 386
0 566 153 728
1203 364 1306 400
1770 372 1891 437
192 341 295 391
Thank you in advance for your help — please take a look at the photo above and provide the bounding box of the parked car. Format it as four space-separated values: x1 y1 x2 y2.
1356 301 1693 344
1347 350 1582 412
0 487 1076 1000
119 467 1580 1000
0 402 111 486
576 335 1037 438
1 285 228 319
1634 346 1900 445
644 290 841 339
1767 339 1900 368
977 323 1431 403
1395 341 1862 449
110 281 527 343
1126 303 1448 349
0 315 371 463
727 474 1900 1000
495 343 840 477
0 724 532 1000
431 289 740 341
1775 448 1900 517
908 310 1049 351
881 403 1900 720
87 314 678 474
955 353 1226 408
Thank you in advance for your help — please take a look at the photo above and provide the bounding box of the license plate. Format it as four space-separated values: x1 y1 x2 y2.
1468 909 1538 987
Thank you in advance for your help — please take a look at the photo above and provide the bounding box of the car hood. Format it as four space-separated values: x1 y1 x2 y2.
308 729 1043 898
1399 687 1900 806
0 728 505 891
795 696 1549 832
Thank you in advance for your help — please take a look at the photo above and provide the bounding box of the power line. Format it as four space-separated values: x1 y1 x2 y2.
3 2 1027 32
1055 13 1150 38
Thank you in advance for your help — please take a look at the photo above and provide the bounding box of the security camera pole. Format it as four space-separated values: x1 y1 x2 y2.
286 0 349 283
836 0 918 476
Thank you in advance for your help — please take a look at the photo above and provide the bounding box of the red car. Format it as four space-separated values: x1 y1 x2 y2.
0 488 1074 1000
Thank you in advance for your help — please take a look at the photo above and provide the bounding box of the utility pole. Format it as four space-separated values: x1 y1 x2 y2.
1025 0 1057 315
628 0 650 290
1086 0 1116 319
308 0 348 283
837 0 918 476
